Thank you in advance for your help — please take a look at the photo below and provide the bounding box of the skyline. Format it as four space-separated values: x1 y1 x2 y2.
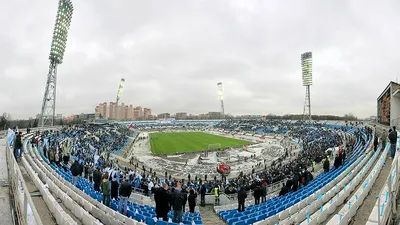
2 0 400 119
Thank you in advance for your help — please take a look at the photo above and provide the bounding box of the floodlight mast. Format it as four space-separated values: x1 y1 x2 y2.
39 0 73 127
217 82 225 119
301 52 312 121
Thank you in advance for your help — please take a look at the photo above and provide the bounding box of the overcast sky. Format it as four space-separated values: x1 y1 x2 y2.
1 0 400 119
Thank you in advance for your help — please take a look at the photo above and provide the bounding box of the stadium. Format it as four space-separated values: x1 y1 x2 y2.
2 1 400 225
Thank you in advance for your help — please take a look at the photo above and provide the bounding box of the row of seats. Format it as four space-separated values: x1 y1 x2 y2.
324 141 389 225
366 136 400 225
34 134 203 225
298 139 383 225
269 133 373 225
218 129 370 225
26 137 143 225
21 139 82 225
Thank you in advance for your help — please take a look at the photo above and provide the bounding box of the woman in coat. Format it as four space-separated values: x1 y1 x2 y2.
188 189 198 213
111 175 119 200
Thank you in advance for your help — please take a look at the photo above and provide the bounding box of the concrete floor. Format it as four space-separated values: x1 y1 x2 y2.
0 139 14 225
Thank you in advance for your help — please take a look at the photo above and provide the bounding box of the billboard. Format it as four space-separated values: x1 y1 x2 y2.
377 85 391 125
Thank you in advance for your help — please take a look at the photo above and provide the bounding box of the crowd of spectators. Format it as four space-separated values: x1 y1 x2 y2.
27 120 371 219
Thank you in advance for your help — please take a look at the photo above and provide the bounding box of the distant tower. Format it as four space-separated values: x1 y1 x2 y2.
39 0 74 127
115 78 126 120
217 82 225 118
301 52 312 121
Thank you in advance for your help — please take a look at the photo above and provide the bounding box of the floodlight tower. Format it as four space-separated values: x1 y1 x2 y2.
115 78 126 120
39 0 74 127
217 82 225 118
301 52 313 121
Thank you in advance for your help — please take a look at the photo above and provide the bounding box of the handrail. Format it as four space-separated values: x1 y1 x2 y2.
5 138 44 225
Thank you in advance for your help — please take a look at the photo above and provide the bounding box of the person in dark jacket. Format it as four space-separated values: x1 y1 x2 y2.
323 157 330 173
93 168 102 192
172 183 184 223
70 160 80 186
374 135 379 152
389 127 398 159
188 189 197 213
253 185 262 205
200 184 206 207
14 132 23 160
153 183 170 221
79 162 84 177
237 187 247 212
334 154 341 169
111 175 119 200
279 183 289 196
181 186 188 212
63 153 70 165
118 176 132 215
84 164 89 179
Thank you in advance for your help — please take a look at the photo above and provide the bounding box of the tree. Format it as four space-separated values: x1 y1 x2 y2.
0 112 11 130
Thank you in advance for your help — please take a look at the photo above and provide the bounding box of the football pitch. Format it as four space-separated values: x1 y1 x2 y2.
149 132 251 154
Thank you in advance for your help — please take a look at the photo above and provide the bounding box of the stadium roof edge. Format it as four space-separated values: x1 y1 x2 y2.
377 81 400 100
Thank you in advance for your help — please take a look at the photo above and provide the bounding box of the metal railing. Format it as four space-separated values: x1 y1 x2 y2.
374 144 400 225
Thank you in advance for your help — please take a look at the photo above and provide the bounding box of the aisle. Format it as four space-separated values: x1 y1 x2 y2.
198 205 225 225
0 139 13 225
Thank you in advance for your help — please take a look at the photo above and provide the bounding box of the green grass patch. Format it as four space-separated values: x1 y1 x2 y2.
149 132 251 154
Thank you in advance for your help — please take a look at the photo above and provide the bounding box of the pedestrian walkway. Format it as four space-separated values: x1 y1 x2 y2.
198 205 225 225
0 139 13 225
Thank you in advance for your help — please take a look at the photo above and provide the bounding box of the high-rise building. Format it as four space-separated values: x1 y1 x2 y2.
143 108 152 119
95 102 153 121
176 112 187 120
133 106 143 120
118 103 125 120
128 105 134 120
157 113 170 119
109 102 116 120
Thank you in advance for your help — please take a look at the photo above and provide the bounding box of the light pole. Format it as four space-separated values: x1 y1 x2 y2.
39 0 74 127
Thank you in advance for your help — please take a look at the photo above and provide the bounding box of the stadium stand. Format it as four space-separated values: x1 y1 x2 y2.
28 130 203 225
6 121 390 225
217 127 371 225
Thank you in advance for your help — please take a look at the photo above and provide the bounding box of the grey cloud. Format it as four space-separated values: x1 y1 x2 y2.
1 0 400 119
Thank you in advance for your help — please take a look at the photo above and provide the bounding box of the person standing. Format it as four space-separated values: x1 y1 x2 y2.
111 175 119 200
237 186 247 212
261 183 267 203
153 183 170 221
14 132 22 160
253 185 262 205
93 168 102 192
213 185 220 205
200 184 206 207
373 135 379 152
101 172 111 207
381 129 387 150
181 186 188 212
188 189 197 213
323 156 330 173
118 176 132 215
70 160 80 186
389 127 398 159
172 183 184 223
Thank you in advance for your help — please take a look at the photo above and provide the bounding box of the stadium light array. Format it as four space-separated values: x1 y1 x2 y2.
301 52 312 86
116 78 126 102
217 82 224 100
49 0 74 64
